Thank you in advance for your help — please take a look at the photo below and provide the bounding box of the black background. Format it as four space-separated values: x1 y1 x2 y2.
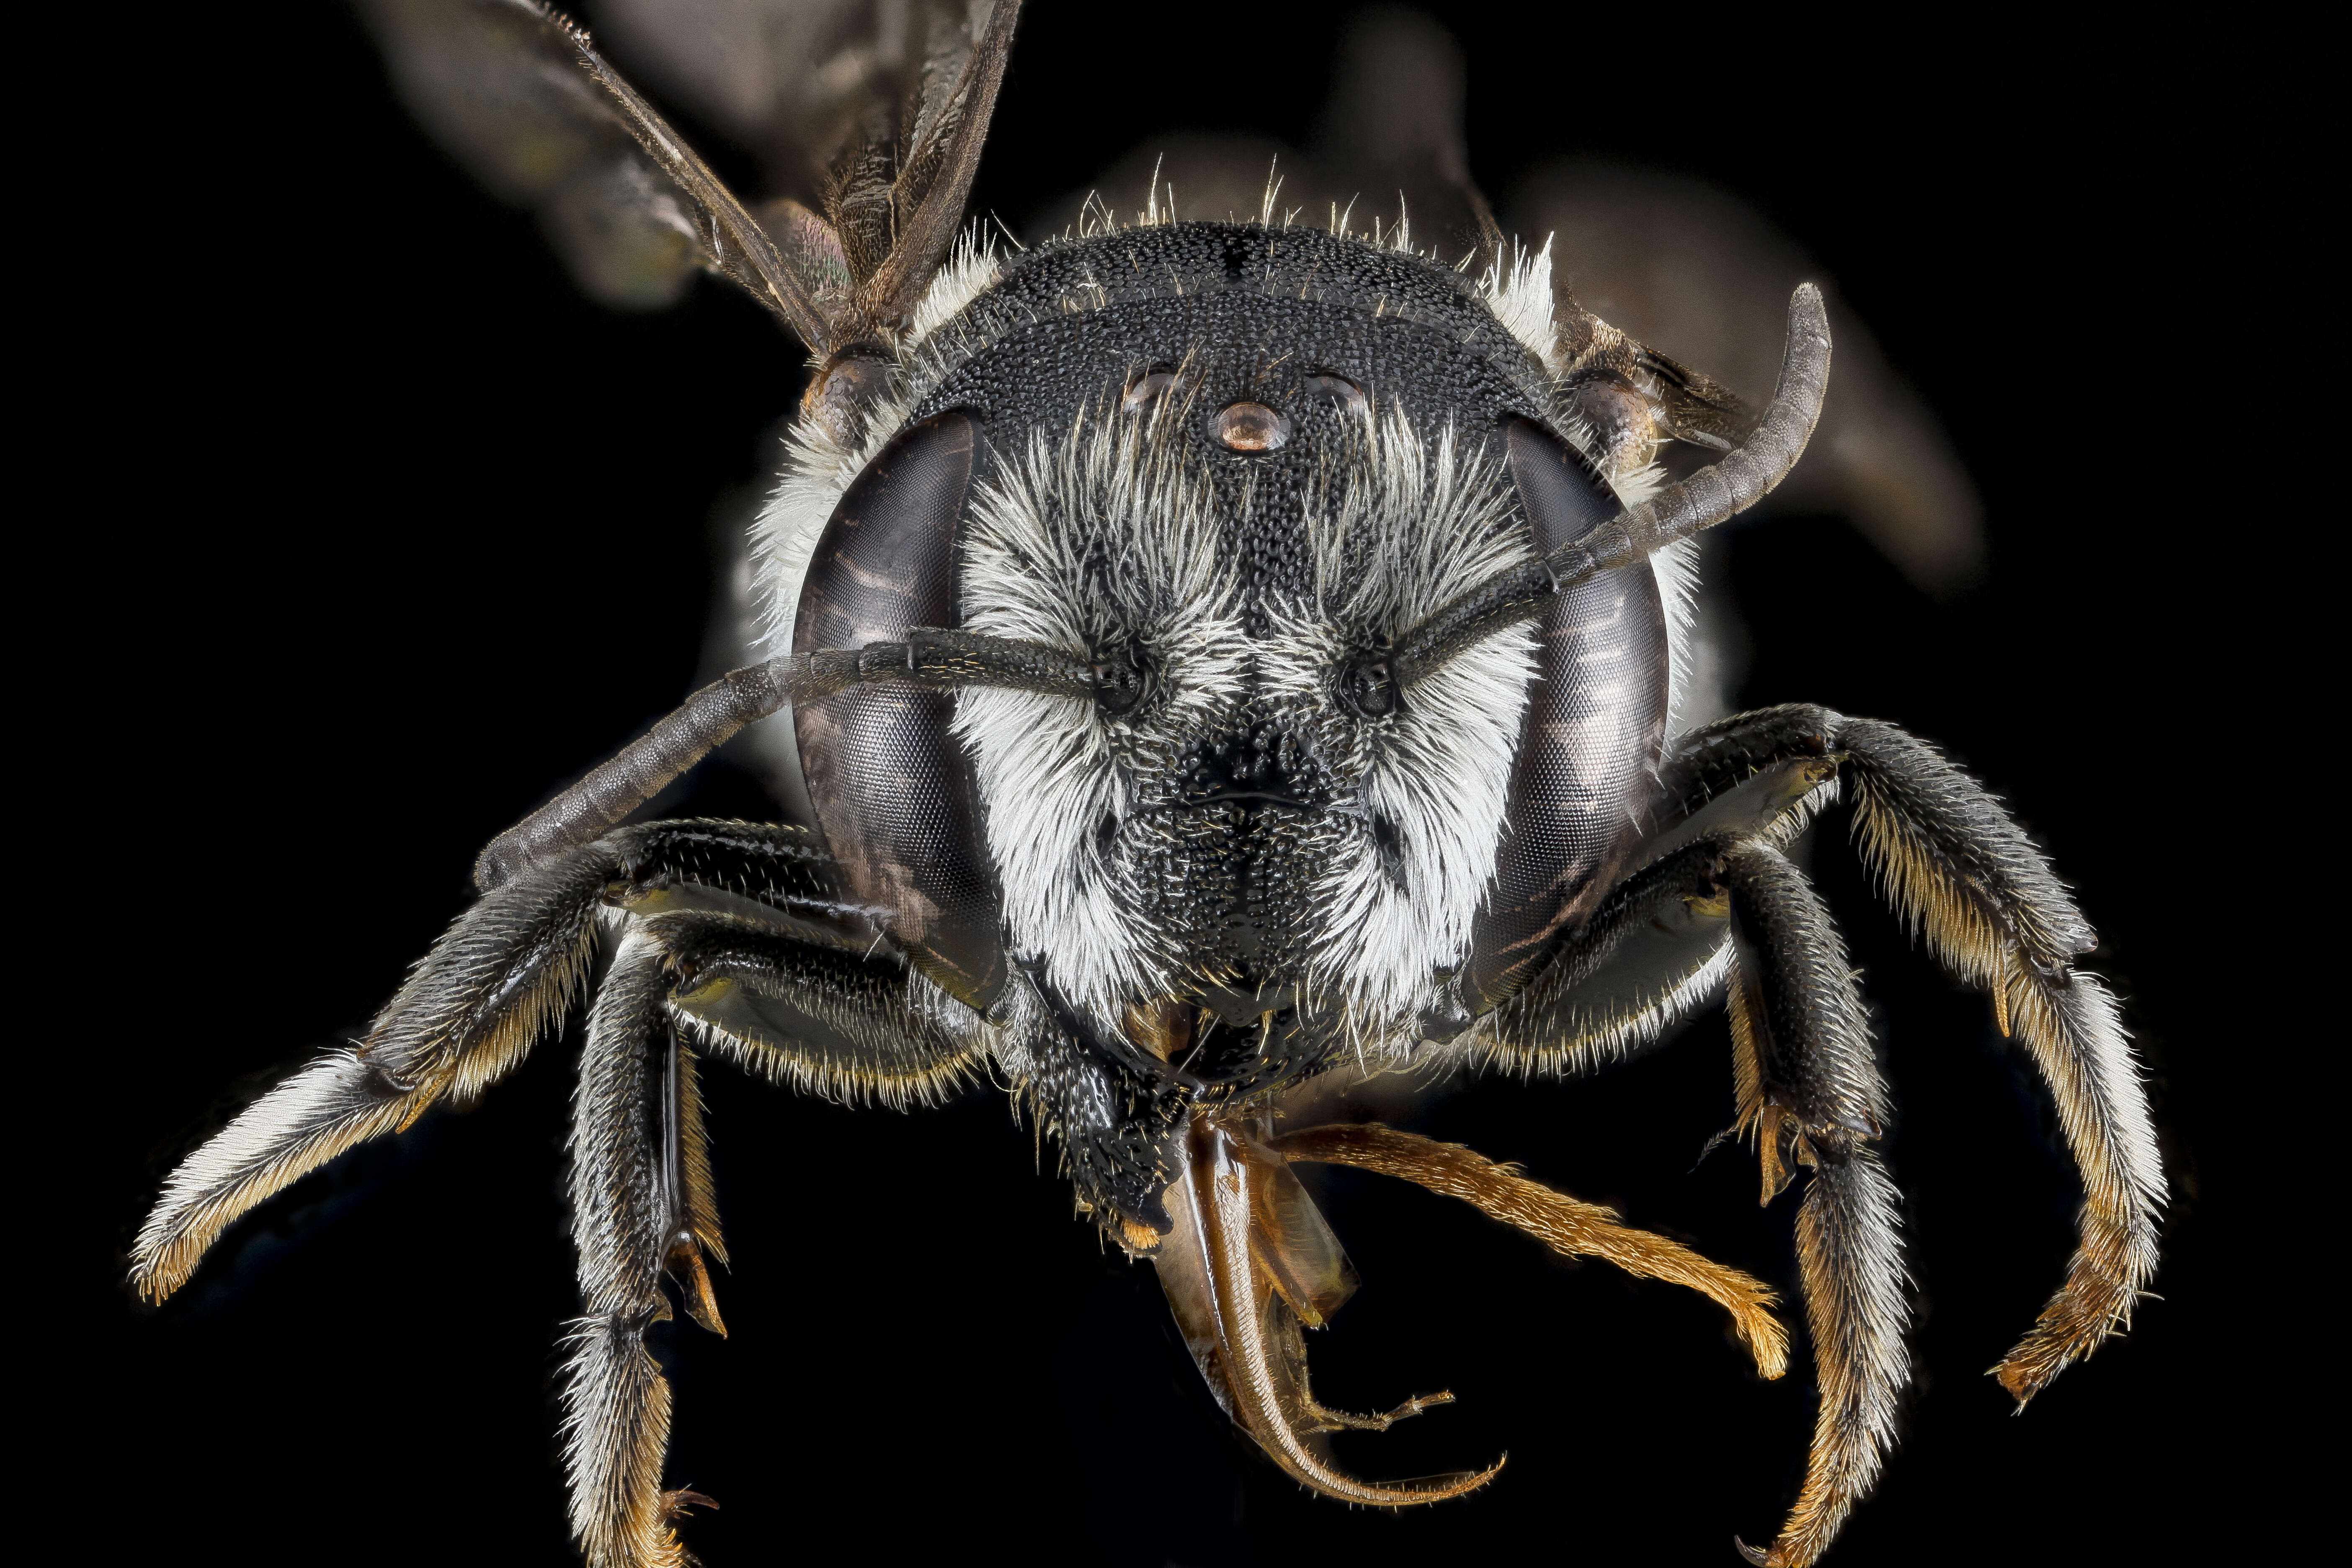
59 5 2299 1566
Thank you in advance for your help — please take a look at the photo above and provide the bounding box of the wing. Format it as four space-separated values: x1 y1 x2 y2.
1521 162 1983 592
362 0 707 309
582 0 905 182
360 0 1025 818
358 0 1016 364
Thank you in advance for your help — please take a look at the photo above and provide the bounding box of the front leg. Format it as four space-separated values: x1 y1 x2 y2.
1472 754 1839 1075
132 820 918 1302
1718 840 1905 1567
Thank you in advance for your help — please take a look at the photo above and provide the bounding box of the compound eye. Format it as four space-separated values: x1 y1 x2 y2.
1093 644 1153 716
793 410 1006 1010
1340 652 1398 718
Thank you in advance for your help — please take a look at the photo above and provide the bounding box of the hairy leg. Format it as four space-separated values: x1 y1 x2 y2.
658 918 986 1109
1273 1122 1787 1378
1718 840 1906 1568
1445 786 1905 1563
1666 705 2162 1403
133 820 882 1302
133 837 621 1301
553 909 982 1568
563 931 700 1568
1470 756 1836 1075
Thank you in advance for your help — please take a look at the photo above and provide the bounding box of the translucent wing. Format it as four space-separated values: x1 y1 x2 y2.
361 0 707 309
1523 163 1984 591
359 0 1011 350
591 0 1008 323
585 0 904 181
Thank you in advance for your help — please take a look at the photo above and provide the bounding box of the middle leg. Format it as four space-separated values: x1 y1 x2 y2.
557 908 986 1568
563 929 709 1568
1466 826 1906 1568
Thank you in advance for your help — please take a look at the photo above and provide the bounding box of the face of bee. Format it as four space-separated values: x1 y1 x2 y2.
952 400 1536 1086
793 225 1668 1096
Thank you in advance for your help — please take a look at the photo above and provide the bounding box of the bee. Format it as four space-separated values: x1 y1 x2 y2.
131 3 2161 1563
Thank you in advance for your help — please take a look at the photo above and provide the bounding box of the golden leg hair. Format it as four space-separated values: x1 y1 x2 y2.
1742 1148 1906 1567
1836 719 2163 1402
1985 966 2159 1400
1667 708 2164 1436
560 1314 690 1568
1271 1122 1788 1378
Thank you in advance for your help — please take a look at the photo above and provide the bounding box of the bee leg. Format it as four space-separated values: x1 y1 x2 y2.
129 836 627 1302
1467 755 1841 1086
129 820 860 1306
560 903 987 1568
1831 720 2158 1406
1666 706 2163 1406
1451 781 1901 1561
652 919 985 1109
563 930 703 1568
1271 1122 1788 1379
1717 841 1906 1568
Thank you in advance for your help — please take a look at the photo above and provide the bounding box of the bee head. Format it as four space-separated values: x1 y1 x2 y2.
789 224 1668 1136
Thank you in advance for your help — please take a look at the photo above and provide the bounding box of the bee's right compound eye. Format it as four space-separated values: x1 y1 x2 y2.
793 410 1006 1010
